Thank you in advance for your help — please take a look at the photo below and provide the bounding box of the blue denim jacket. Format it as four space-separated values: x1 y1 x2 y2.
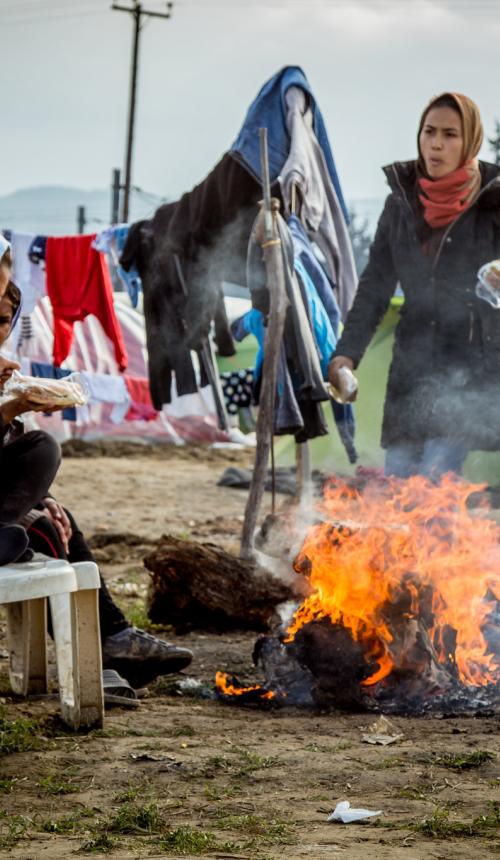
230 66 349 223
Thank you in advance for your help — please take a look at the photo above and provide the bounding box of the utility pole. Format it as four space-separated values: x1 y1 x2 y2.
77 205 86 234
112 1 173 222
111 168 121 224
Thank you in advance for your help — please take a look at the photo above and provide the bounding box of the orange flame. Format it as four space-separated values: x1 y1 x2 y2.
286 475 499 687
215 671 275 699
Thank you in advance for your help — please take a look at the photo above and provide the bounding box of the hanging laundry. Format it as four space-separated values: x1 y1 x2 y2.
28 235 47 264
280 87 357 321
120 187 239 409
231 309 305 437
220 369 254 416
124 375 158 422
294 257 358 463
79 370 131 424
287 214 341 336
45 234 128 371
247 215 328 403
93 225 142 308
245 214 330 442
288 214 357 462
10 232 46 315
230 65 349 222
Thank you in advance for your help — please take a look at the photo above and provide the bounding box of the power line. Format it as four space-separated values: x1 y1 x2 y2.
2 8 110 25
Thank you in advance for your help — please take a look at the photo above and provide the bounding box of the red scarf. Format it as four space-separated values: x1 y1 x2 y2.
418 161 481 229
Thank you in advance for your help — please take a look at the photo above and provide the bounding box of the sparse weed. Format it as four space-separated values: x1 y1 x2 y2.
0 777 15 793
368 755 406 770
0 813 30 848
0 710 44 756
434 750 495 770
216 813 293 843
107 801 164 834
412 803 500 839
38 773 80 795
158 826 235 855
396 785 428 801
200 754 232 776
40 806 96 835
232 748 276 777
41 813 86 834
113 786 142 804
306 740 352 753
79 833 116 853
169 723 196 737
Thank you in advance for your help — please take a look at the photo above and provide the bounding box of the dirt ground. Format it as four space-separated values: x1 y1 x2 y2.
0 444 498 859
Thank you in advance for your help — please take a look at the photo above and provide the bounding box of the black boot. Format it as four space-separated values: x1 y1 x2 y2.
0 524 31 565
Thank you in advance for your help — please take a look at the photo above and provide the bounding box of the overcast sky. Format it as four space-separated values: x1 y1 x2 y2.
2 0 500 207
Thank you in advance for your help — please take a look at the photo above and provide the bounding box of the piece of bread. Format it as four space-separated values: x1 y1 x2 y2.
10 375 87 407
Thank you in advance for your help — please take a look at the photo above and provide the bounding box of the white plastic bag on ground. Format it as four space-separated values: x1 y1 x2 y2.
328 800 382 824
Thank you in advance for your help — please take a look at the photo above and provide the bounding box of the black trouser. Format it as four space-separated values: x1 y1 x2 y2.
0 431 61 523
27 509 129 643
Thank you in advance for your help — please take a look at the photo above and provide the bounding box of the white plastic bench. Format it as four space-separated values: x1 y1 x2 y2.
0 557 104 730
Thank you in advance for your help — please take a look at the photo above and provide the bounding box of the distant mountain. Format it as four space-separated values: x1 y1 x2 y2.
0 185 164 235
0 185 383 238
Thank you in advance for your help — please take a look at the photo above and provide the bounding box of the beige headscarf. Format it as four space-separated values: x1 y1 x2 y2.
417 91 483 173
417 92 484 228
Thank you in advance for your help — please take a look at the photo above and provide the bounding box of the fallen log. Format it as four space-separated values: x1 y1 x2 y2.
144 535 294 632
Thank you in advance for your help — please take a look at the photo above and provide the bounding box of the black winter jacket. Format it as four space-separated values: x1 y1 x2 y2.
336 160 500 450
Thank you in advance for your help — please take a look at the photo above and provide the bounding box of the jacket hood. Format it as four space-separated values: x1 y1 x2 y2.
383 159 500 205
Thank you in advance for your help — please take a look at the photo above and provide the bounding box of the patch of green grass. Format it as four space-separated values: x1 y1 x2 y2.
412 804 500 839
90 726 141 739
434 750 495 770
113 786 142 804
232 748 277 777
216 813 293 843
306 740 352 753
107 801 164 835
157 826 236 855
396 785 428 801
79 833 116 854
197 748 277 782
0 777 15 793
203 783 242 801
0 710 44 756
0 813 31 848
38 773 80 795
199 754 232 777
124 603 173 635
168 723 196 737
125 603 153 630
333 740 353 751
41 814 85 834
367 755 406 770
0 676 11 696
40 807 96 835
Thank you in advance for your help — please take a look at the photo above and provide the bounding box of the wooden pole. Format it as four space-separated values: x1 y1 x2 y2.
240 128 289 559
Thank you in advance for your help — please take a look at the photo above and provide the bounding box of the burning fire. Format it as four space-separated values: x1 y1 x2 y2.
286 474 499 689
215 671 275 700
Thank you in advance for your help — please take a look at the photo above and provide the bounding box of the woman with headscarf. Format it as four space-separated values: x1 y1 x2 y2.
329 92 500 477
